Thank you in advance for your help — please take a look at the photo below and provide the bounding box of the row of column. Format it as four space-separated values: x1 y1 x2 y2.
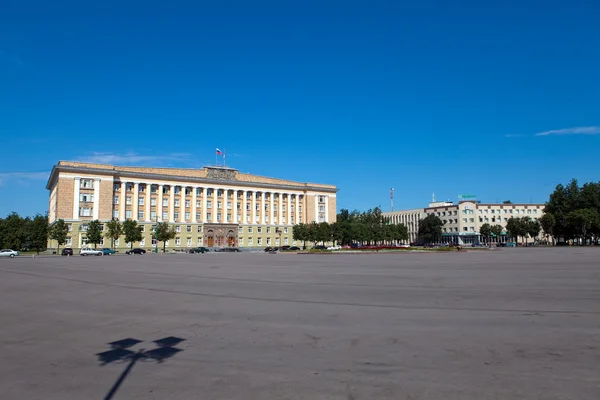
116 182 312 225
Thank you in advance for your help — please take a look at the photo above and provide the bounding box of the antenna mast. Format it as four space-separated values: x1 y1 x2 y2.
390 188 394 211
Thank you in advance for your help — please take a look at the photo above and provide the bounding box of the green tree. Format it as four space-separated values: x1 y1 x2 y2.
506 217 525 244
503 200 512 204
317 222 332 245
418 214 443 244
1 212 26 250
86 220 103 249
122 220 143 250
539 213 556 244
490 224 503 242
567 208 598 245
392 223 409 244
479 223 492 244
292 223 308 248
27 214 49 254
155 222 176 253
307 222 319 245
104 220 123 249
525 217 541 245
49 219 69 254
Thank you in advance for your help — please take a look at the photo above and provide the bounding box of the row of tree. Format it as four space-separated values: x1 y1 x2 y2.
0 213 49 254
293 207 409 246
541 179 600 245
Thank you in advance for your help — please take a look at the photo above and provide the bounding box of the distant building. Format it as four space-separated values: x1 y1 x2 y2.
383 199 546 244
46 161 337 250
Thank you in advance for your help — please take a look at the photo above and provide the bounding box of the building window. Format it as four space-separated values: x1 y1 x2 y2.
196 188 202 196
196 200 201 208
80 193 94 203
113 210 119 218
226 214 232 222
299 206 302 212
150 185 157 193
267 237 271 245
114 183 120 191
206 189 213 196
318 196 325 202
80 224 88 231
227 201 232 209
257 227 262 233
140 239 145 246
139 197 144 206
175 237 181 246
66 237 72 246
125 197 132 205
257 238 262 245
217 213 222 221
248 227 253 233
217 189 223 197
266 227 271 233
185 200 191 208
174 186 181 195
187 237 192 247
196 212 201 221
207 213 212 221
125 210 132 219
175 225 181 233
186 225 192 233
319 206 325 212
238 227 243 234
174 212 179 220
150 198 157 206
185 212 190 221
174 199 180 207
255 204 260 211
113 196 119 204
207 200 212 208
284 237 289 245
217 201 222 209
238 237 244 245
197 226 202 233
80 179 94 188
138 211 144 219
248 237 253 246
150 211 157 220
162 211 168 220
163 186 169 194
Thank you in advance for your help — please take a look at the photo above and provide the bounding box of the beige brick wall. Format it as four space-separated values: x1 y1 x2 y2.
328 196 337 223
56 177 74 220
98 179 114 220
306 194 317 223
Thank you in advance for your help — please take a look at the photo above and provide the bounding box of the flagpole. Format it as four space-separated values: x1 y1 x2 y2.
223 149 226 167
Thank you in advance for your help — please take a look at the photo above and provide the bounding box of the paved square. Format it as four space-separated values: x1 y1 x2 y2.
1 248 599 399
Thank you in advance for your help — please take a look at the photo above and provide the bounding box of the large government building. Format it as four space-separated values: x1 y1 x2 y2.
383 198 547 244
46 161 337 250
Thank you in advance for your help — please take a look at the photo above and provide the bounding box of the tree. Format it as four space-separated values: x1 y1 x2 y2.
567 208 598 245
292 223 308 248
525 217 541 245
490 224 503 241
506 217 525 244
86 220 103 248
49 219 69 254
479 223 492 244
418 214 443 243
27 214 49 254
1 212 26 250
155 222 176 253
392 223 409 244
104 220 123 249
317 222 332 245
539 213 556 244
122 220 143 250
503 200 512 204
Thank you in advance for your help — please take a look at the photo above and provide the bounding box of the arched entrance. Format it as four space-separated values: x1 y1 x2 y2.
227 229 236 247
203 224 239 248
205 229 215 247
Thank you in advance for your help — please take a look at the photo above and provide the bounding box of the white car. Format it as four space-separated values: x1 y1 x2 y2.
80 248 103 256
327 245 341 250
398 244 410 248
0 249 19 258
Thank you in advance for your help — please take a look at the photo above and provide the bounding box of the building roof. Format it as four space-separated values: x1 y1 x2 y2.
46 161 338 193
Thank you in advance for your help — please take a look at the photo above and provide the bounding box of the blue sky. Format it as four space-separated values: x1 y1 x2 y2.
1 0 599 217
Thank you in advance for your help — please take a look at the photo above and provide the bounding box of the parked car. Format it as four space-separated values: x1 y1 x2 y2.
398 244 410 248
0 249 19 258
80 248 103 256
288 246 301 251
506 242 516 247
264 246 278 252
189 247 210 254
496 243 506 247
101 248 116 255
61 248 74 256
280 245 291 251
327 245 341 250
471 242 485 247
313 245 327 250
221 247 241 252
126 248 146 255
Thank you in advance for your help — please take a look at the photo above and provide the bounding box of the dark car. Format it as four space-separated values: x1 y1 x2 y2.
264 246 277 252
313 245 327 250
61 248 74 256
189 247 210 254
126 248 146 255
221 247 241 252
280 245 291 251
101 248 116 255
288 246 301 251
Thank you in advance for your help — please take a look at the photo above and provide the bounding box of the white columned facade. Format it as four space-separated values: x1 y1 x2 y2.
324 195 329 223
314 195 318 223
132 182 139 222
93 179 100 220
192 187 197 223
73 177 81 220
295 195 300 225
232 189 237 224
252 192 257 224
180 187 186 222
287 194 291 225
202 187 207 223
157 185 163 222
145 184 151 222
260 192 265 224
242 191 247 224
212 188 217 223
270 192 275 225
279 194 284 225
119 182 126 220
168 186 175 222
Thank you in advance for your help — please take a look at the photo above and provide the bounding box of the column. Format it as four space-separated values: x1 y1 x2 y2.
145 184 151 222
93 179 100 219
157 185 163 222
192 187 197 223
252 192 257 224
261 192 266 225
132 182 139 221
287 193 291 225
295 194 300 224
314 195 318 223
242 191 247 224
119 181 126 220
324 195 329 223
212 188 217 223
73 178 81 220
169 186 175 222
279 194 285 225
271 192 276 225
180 187 186 222
232 189 237 224
202 188 207 223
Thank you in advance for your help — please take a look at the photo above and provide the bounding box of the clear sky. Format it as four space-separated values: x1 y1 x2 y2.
1 0 599 217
